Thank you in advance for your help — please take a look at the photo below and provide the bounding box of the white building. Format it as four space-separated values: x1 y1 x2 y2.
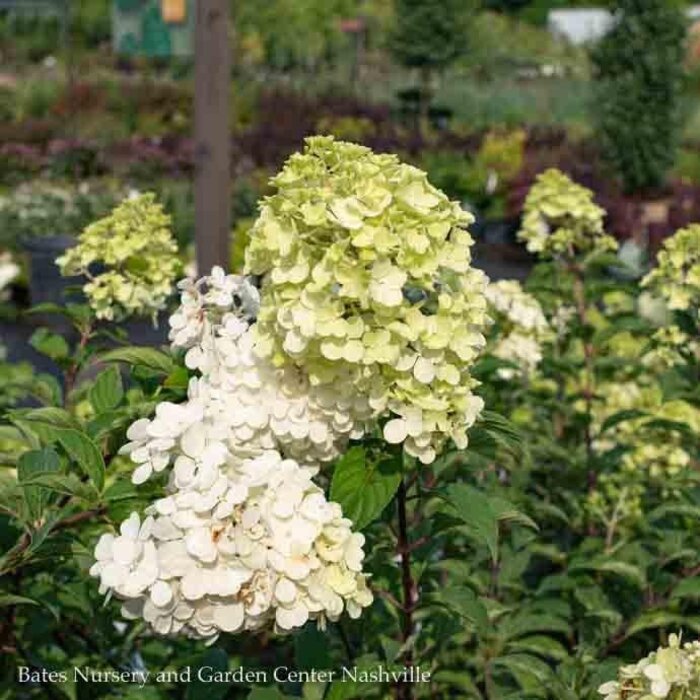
549 6 700 45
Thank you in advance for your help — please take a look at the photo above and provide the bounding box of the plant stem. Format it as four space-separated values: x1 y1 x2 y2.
1 506 106 577
396 478 416 700
63 324 93 401
569 262 596 486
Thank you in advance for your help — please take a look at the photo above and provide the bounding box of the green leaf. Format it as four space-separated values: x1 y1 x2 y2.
330 447 402 529
100 346 174 374
19 472 97 501
186 648 230 700
600 408 647 433
488 496 539 531
493 653 554 686
295 625 332 670
29 328 70 361
89 366 124 412
164 365 190 389
479 410 524 445
56 430 105 492
31 373 63 406
17 448 61 520
671 578 700 600
570 559 646 588
324 654 382 700
499 612 570 641
444 483 499 561
0 594 39 607
433 587 488 632
627 610 688 637
506 635 569 661
10 406 79 430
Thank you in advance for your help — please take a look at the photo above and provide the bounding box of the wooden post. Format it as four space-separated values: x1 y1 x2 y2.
194 0 231 275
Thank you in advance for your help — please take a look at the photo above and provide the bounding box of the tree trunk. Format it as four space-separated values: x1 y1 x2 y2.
194 0 231 275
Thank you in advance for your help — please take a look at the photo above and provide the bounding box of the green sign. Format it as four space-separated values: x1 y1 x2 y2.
113 0 194 57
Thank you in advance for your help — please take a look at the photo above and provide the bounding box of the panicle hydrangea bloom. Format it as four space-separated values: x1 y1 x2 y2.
94 266 373 639
642 224 700 315
244 136 488 464
485 280 550 379
643 325 700 371
91 451 372 642
57 193 180 321
518 169 617 258
599 634 700 700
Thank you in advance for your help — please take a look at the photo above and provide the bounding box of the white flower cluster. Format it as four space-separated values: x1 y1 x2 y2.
91 452 371 642
92 268 372 641
599 633 700 700
0 252 19 301
485 280 550 380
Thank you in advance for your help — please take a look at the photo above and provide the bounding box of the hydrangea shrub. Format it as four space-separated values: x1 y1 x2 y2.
88 138 493 642
6 145 700 700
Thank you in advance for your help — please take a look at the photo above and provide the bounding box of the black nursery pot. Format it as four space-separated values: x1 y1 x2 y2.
22 235 80 306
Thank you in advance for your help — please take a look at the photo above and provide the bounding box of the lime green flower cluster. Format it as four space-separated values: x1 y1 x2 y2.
58 193 180 321
642 224 700 314
518 169 617 258
586 381 699 525
245 136 489 464
599 633 700 700
644 325 700 371
591 382 698 473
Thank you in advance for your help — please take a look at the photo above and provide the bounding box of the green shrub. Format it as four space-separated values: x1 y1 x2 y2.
390 0 477 118
591 0 687 193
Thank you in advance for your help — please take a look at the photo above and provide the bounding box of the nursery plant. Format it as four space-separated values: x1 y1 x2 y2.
1 140 700 700
591 0 687 193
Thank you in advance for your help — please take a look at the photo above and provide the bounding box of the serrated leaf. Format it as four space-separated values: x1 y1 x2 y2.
55 430 105 492
570 559 646 588
100 346 174 374
17 448 60 520
444 483 499 561
89 366 124 412
20 472 97 501
488 496 539 531
493 653 554 687
499 613 570 641
433 587 488 632
330 447 401 529
10 407 79 430
627 610 688 637
506 635 569 661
